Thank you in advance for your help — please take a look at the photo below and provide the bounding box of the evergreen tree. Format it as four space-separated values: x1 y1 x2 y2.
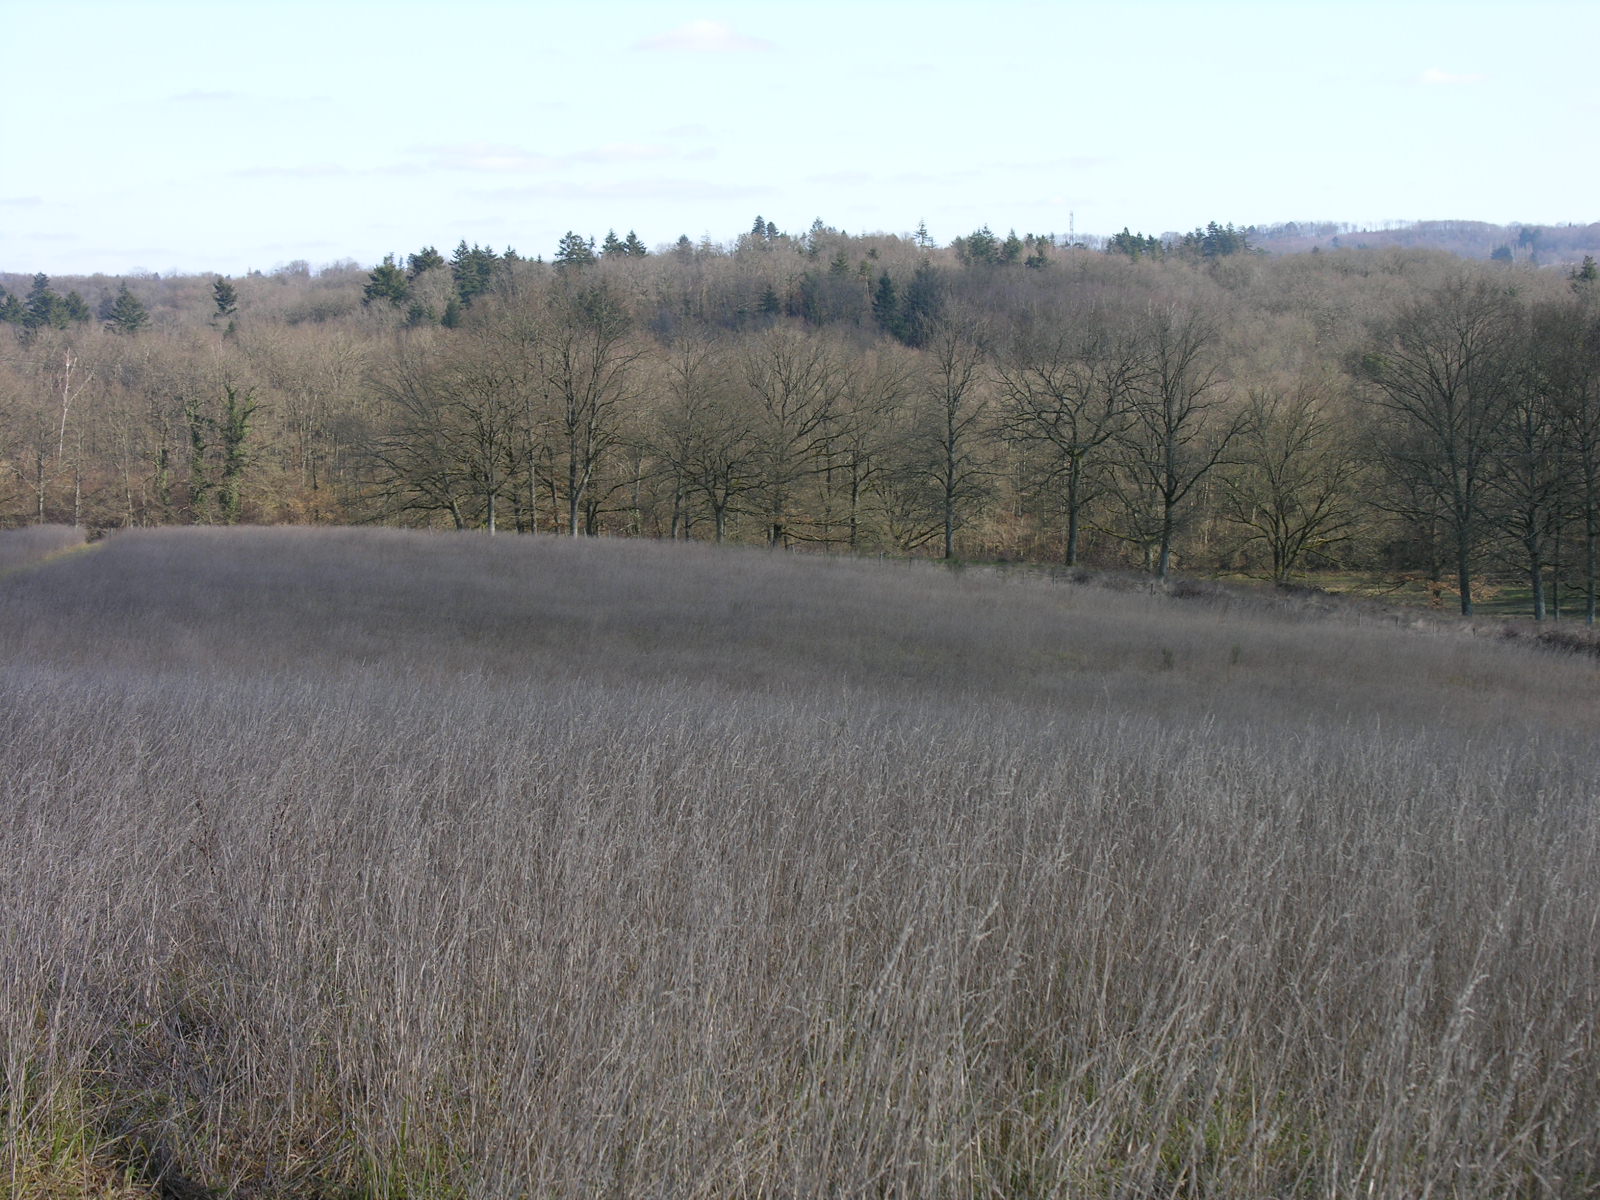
622 230 648 257
1107 228 1164 259
62 292 91 323
213 276 238 318
363 255 410 307
450 241 501 304
407 246 445 279
0 288 21 324
103 283 149 334
601 229 626 258
871 272 902 338
555 231 598 270
1023 234 1051 270
23 274 66 331
897 260 945 347
955 226 1001 266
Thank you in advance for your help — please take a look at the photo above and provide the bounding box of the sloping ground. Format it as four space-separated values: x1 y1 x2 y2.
0 523 87 573
3 528 1598 1199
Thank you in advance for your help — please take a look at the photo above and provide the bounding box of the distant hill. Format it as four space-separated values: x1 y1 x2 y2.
1247 219 1600 265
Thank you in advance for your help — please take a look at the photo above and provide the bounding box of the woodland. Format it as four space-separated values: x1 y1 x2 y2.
3 217 1599 618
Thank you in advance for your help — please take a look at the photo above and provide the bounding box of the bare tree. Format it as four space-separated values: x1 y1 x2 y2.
366 332 489 530
1113 306 1247 581
996 317 1146 566
537 281 645 536
889 318 994 560
1359 275 1520 615
738 326 850 547
1221 376 1365 582
1529 296 1600 622
651 332 758 542
824 342 912 550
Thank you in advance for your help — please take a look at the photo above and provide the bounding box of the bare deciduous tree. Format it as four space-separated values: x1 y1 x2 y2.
1360 275 1520 615
1222 376 1364 582
1113 306 1247 581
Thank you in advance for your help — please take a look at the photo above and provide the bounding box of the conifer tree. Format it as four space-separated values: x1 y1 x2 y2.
23 274 66 331
407 246 445 279
103 283 149 334
451 241 501 303
363 255 410 307
555 232 598 271
213 276 238 318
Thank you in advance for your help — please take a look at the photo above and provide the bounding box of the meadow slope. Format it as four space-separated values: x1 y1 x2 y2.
2 527 1597 1198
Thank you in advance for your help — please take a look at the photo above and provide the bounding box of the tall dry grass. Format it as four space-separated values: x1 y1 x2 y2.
2 527 1597 1198
0 524 86 573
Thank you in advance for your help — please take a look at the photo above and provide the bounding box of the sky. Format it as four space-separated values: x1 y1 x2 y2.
4 0 1597 278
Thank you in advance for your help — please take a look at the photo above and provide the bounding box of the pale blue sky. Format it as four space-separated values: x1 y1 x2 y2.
4 0 1596 276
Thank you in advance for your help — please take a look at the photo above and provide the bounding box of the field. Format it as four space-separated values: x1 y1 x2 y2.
2 526 1598 1199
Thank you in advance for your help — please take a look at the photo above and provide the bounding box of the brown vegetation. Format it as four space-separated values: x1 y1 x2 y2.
2 230 1598 621
2 525 1597 1197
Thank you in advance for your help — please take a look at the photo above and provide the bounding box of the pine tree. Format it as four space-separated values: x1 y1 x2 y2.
103 283 149 334
872 272 901 337
363 255 410 307
555 231 598 271
213 276 238 318
0 288 21 324
407 246 445 279
897 260 945 348
23 274 66 331
601 229 625 258
451 242 501 304
623 231 648 257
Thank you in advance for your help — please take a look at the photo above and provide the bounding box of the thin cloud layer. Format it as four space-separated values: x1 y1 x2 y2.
634 20 773 52
1419 67 1487 85
423 142 687 173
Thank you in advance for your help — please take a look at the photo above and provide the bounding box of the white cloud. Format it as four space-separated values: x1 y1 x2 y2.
418 141 686 173
232 164 351 179
473 178 771 202
634 20 773 53
419 143 561 173
1419 67 1487 86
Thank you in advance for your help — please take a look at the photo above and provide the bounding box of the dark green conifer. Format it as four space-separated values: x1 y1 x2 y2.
103 283 150 334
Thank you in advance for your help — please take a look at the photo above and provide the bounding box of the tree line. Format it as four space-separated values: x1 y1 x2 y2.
2 219 1597 618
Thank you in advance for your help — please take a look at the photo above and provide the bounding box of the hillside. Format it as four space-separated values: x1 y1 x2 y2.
3 527 1598 1198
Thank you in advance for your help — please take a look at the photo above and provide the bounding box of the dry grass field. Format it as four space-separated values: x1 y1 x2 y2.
2 526 1598 1199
